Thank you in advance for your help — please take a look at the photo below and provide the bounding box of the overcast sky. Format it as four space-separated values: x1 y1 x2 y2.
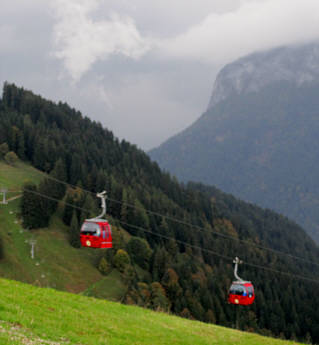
1 0 319 150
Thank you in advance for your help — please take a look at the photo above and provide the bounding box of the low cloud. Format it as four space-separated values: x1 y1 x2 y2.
51 0 150 81
5 0 319 150
0 25 17 53
159 0 319 65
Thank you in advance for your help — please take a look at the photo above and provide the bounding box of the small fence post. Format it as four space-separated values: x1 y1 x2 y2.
0 188 8 204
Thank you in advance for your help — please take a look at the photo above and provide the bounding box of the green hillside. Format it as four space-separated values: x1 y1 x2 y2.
0 161 126 298
0 278 303 345
0 161 43 199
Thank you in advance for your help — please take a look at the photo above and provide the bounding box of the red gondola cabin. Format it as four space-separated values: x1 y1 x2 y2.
228 281 255 305
228 257 255 306
80 219 112 249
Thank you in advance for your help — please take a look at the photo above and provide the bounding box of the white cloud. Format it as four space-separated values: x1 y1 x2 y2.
159 0 319 65
97 75 198 150
98 0 244 36
51 0 150 81
4 0 319 150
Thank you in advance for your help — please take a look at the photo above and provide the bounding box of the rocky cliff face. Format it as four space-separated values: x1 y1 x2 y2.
208 43 319 109
149 41 319 243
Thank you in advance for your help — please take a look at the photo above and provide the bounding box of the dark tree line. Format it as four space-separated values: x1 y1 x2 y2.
2 82 319 343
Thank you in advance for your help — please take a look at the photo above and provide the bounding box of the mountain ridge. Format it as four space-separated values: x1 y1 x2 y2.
150 42 319 243
208 42 319 109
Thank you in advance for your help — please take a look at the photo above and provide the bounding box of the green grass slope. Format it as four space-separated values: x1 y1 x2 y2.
0 278 303 345
0 161 126 299
0 161 43 197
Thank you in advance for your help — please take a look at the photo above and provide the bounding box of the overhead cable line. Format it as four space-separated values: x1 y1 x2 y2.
119 219 319 285
21 187 319 285
22 168 319 268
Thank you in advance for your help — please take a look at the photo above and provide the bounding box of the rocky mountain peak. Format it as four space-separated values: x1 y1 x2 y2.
207 42 319 110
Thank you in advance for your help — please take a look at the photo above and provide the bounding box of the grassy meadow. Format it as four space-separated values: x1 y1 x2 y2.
0 278 304 345
0 161 126 296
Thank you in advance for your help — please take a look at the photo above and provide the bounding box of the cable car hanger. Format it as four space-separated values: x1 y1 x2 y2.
91 191 107 220
233 257 244 283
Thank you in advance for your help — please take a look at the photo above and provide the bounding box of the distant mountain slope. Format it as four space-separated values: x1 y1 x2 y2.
149 42 319 243
2 83 319 342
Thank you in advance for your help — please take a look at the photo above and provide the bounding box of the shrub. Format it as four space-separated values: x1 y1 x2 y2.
113 249 130 273
98 257 111 275
4 151 18 165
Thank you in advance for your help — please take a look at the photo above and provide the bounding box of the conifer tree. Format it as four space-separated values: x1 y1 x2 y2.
50 158 67 199
0 142 9 158
96 170 107 193
166 238 178 258
152 247 168 281
122 265 136 288
32 138 47 170
80 194 97 224
16 130 25 159
120 188 128 223
63 192 75 226
132 199 149 235
21 182 48 229
150 282 170 311
162 268 182 303
38 178 59 217
69 211 81 248
127 236 152 270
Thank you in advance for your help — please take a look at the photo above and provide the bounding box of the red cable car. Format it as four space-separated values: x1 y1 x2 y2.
228 257 255 306
80 191 113 249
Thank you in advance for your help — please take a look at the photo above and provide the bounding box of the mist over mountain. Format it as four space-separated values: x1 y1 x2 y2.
149 42 319 243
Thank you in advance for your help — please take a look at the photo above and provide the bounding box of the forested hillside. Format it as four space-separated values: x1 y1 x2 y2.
1 82 319 343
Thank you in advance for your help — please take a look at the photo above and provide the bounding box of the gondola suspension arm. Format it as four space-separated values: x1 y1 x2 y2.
95 191 107 220
233 257 244 282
